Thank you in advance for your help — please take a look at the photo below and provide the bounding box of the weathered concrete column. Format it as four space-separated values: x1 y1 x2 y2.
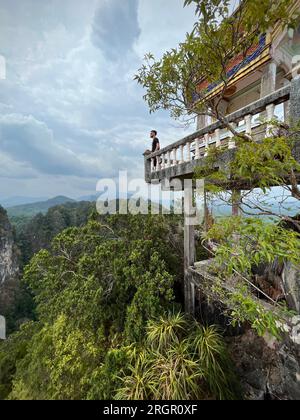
290 77 300 125
284 76 300 316
260 62 277 98
184 184 195 315
282 78 291 123
197 114 209 130
260 63 277 122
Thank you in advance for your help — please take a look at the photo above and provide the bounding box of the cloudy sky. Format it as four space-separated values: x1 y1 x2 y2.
0 0 197 200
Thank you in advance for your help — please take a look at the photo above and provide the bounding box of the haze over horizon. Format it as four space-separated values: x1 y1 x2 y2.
0 0 196 199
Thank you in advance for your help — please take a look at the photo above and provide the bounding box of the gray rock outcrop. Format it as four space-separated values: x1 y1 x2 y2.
0 206 19 315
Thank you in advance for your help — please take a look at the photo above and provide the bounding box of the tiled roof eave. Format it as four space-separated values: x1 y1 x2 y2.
193 44 272 105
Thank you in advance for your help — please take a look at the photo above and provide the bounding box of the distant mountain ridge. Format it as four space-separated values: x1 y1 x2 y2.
0 196 48 208
4 193 139 218
77 194 99 202
6 196 76 218
3 193 300 219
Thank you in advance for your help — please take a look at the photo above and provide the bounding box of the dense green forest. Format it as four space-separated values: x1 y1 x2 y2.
13 201 95 267
0 201 96 333
0 203 239 400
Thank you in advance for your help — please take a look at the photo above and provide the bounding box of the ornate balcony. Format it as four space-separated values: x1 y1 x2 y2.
144 81 300 188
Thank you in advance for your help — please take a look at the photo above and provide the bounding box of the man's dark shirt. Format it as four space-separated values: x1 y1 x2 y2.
152 137 160 153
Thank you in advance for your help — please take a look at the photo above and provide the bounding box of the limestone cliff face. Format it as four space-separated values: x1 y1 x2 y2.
0 206 19 313
228 328 300 400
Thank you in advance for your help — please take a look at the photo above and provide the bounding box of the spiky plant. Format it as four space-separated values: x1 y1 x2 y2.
189 324 238 400
152 341 204 400
115 350 155 400
146 311 187 353
117 312 240 400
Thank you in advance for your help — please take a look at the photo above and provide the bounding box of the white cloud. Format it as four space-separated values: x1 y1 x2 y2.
0 0 196 198
135 0 196 59
91 0 140 60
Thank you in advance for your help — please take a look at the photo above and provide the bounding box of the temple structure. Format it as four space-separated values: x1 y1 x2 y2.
143 2 300 314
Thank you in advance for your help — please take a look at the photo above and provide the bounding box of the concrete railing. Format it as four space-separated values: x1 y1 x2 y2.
144 85 291 177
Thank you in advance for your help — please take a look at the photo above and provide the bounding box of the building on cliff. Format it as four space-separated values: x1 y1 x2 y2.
143 0 300 315
143 1 300 399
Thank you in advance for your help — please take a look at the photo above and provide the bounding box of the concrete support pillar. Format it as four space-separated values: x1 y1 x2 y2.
173 148 177 166
180 145 184 164
167 151 171 168
260 62 277 98
282 78 291 123
197 114 209 130
260 62 277 122
184 185 195 315
245 115 252 136
186 142 191 162
290 77 300 125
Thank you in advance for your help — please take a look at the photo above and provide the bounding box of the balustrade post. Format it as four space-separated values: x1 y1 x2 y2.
167 151 171 168
215 129 221 148
204 134 209 156
195 138 200 160
245 114 252 136
186 142 191 162
161 153 165 170
173 148 178 166
180 145 184 164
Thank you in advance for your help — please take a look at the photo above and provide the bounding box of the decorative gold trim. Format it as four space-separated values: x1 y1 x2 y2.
194 0 300 105
199 46 271 103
